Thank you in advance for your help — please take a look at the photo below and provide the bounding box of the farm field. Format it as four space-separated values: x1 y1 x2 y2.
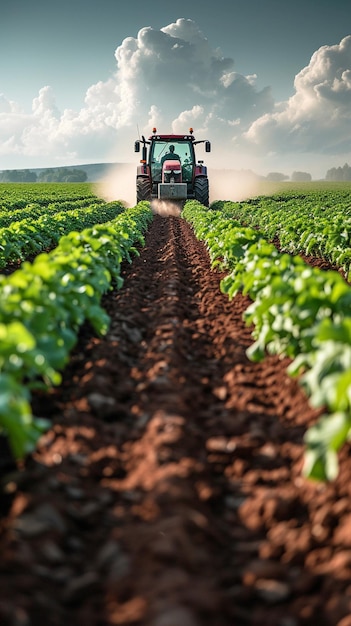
1 182 351 625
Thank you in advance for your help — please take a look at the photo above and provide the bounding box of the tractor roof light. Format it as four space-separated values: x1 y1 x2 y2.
152 127 157 133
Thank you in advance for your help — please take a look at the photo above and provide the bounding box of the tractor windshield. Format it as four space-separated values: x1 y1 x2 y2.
150 140 194 182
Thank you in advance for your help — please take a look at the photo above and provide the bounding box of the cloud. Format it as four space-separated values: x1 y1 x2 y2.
0 20 351 176
111 17 274 149
0 18 274 169
244 35 351 156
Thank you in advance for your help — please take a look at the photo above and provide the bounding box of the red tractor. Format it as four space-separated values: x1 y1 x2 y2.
134 127 211 206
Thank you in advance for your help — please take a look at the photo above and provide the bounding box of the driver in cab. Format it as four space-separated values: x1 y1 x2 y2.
161 145 181 164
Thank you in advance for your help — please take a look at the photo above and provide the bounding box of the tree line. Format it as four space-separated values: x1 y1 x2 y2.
0 167 87 183
325 163 351 181
266 163 351 182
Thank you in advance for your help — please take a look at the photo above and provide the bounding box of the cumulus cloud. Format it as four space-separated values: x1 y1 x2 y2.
110 17 274 153
244 35 351 155
1 19 351 174
0 18 274 169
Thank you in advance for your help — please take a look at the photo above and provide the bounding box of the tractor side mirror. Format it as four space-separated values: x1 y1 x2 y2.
134 141 140 153
205 141 211 153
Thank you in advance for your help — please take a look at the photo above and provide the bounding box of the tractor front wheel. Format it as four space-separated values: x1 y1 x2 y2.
194 176 209 207
136 177 151 203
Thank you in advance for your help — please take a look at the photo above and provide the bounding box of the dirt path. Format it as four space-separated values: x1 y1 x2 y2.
1 215 351 626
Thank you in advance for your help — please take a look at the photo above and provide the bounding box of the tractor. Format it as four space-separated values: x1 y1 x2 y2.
134 128 211 206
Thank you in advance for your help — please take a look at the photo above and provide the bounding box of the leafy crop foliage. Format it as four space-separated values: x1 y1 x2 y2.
183 191 351 482
0 186 153 459
0 201 125 267
211 181 351 278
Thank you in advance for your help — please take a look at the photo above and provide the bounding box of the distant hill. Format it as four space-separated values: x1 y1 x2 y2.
0 162 121 183
55 162 118 182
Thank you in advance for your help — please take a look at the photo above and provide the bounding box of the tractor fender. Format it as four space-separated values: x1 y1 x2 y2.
194 164 207 177
137 164 151 176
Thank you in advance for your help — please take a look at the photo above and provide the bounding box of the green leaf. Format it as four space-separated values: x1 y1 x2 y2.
0 374 50 458
303 411 351 481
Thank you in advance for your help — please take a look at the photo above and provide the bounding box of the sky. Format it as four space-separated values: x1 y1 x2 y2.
1 0 351 179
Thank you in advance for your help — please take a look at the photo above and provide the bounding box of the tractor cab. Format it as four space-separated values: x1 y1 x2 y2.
149 139 195 185
135 128 211 206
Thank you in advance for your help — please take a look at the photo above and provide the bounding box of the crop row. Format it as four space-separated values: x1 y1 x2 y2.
0 182 99 211
0 200 125 268
212 184 351 277
0 202 153 459
0 196 106 228
183 199 351 481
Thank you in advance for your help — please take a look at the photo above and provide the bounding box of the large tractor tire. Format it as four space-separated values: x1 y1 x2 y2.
194 176 209 207
136 176 151 203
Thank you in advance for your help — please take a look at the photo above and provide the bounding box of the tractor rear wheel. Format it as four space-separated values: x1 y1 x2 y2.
136 177 151 203
194 176 209 207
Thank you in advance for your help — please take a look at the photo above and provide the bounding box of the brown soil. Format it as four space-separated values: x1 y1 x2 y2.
1 214 351 626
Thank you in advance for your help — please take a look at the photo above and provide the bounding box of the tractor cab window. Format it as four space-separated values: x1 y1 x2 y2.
150 141 194 182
